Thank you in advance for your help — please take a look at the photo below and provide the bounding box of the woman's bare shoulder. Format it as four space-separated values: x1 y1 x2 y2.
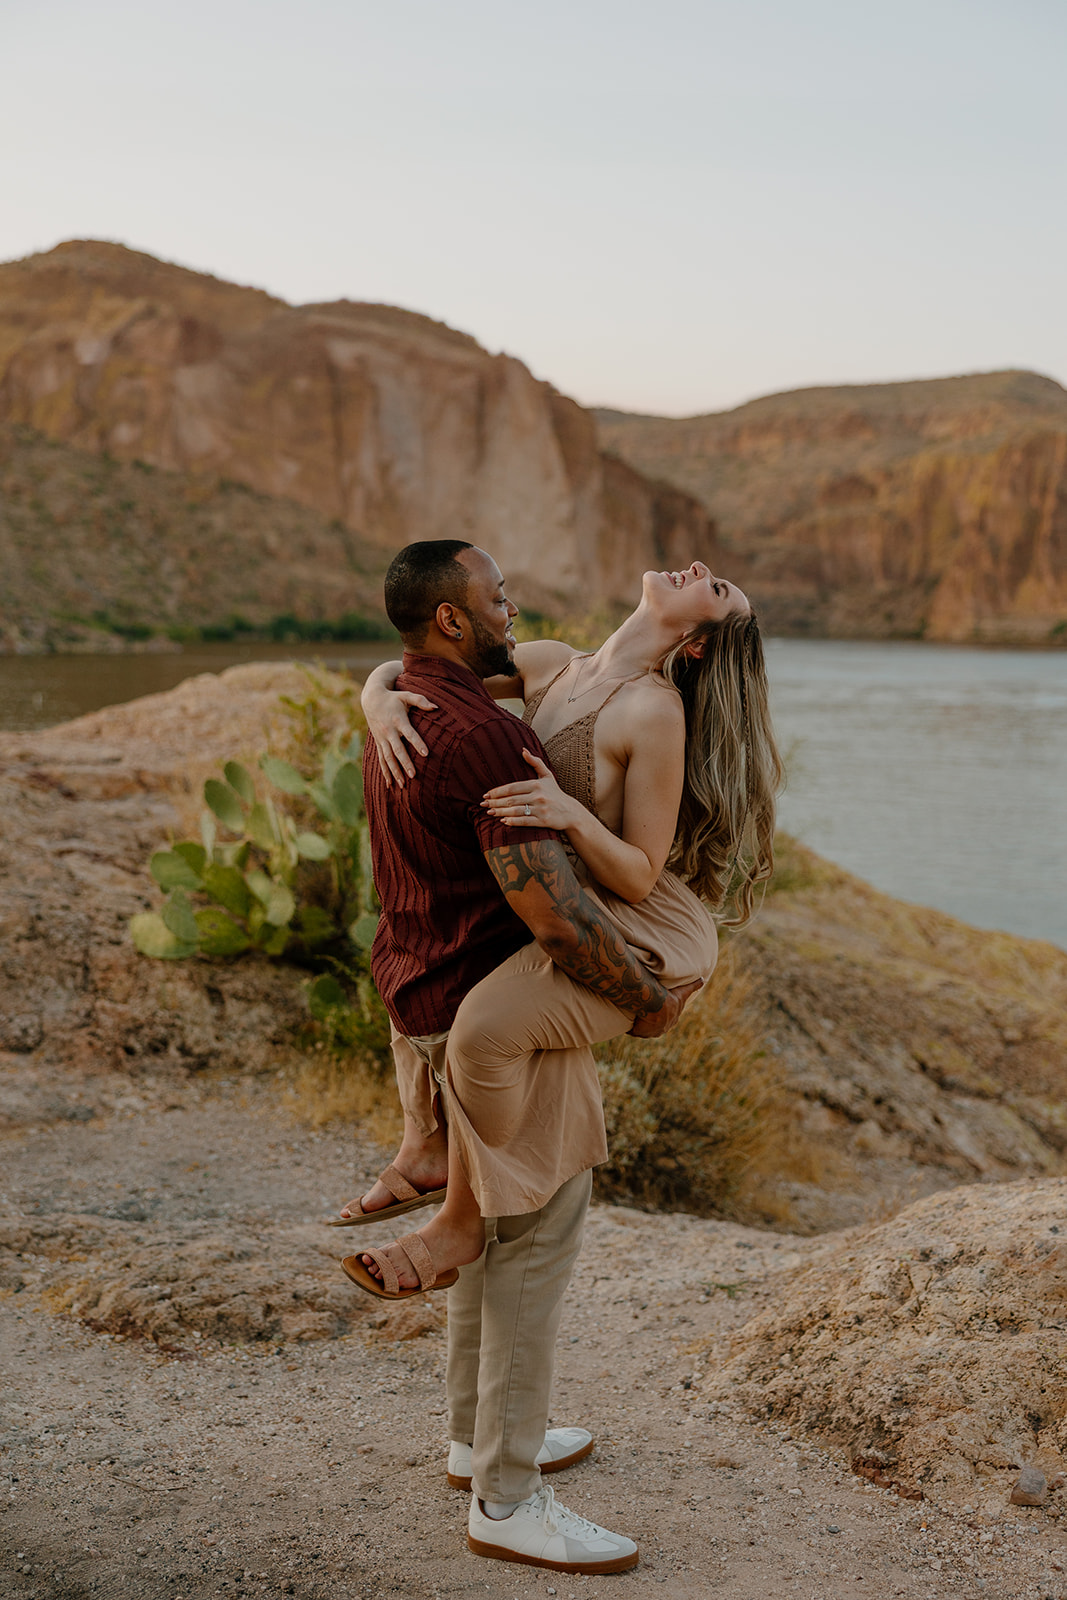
513 638 581 691
613 675 684 745
623 672 684 716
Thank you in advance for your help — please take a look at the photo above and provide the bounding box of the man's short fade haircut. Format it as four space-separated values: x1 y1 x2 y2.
384 540 474 643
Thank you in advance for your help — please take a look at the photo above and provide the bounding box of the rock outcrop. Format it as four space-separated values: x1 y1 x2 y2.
4 1212 370 1346
0 663 321 1080
734 838 1067 1231
709 1179 1067 1504
0 240 717 623
598 372 1067 642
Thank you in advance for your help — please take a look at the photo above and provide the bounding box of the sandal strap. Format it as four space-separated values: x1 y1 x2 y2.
397 1231 437 1289
378 1165 420 1204
360 1245 400 1296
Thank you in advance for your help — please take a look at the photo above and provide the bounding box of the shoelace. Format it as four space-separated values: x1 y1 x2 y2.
531 1485 602 1539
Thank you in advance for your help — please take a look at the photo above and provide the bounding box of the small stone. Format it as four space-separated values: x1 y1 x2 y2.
1010 1467 1048 1506
826 1525 841 1534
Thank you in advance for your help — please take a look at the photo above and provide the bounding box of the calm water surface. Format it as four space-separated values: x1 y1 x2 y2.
2 638 1065 950
766 639 1067 951
0 643 394 732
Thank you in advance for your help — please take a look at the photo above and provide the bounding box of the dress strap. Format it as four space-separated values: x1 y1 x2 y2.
522 655 588 722
587 675 641 724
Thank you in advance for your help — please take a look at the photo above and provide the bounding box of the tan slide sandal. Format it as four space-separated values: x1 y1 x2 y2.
325 1164 446 1227
341 1232 460 1300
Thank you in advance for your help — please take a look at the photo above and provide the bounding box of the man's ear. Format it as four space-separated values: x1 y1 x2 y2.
435 601 463 640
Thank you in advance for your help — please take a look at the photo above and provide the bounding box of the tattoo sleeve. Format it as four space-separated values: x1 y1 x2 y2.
485 839 670 1019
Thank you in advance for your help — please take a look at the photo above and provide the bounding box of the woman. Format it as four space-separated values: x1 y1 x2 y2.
339 561 782 1296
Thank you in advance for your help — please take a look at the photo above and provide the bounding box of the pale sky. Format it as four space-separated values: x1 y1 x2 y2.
3 0 1065 415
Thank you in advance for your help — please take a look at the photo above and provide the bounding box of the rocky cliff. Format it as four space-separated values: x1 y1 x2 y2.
0 423 394 651
0 240 716 625
598 372 1067 643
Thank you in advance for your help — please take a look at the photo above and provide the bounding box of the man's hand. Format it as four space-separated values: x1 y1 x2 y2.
627 978 704 1039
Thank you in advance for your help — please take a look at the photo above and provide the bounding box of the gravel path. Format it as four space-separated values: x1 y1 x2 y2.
2 1066 1064 1599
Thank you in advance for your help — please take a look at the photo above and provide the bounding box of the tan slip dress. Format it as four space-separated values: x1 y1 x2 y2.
443 663 717 1216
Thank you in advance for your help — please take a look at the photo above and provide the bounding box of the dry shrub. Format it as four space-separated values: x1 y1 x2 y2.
765 829 841 897
732 1107 861 1232
281 1046 403 1142
593 947 781 1214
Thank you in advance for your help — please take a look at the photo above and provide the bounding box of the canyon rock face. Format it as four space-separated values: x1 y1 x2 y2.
598 372 1067 642
0 240 716 621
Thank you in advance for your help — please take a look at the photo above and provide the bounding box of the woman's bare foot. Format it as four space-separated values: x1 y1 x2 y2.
337 1121 448 1220
359 1209 486 1290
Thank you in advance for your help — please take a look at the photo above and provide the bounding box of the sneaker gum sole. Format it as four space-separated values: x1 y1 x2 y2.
448 1435 595 1490
467 1535 638 1575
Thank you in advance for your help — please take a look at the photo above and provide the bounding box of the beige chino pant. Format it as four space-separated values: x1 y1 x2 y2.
391 1029 592 1504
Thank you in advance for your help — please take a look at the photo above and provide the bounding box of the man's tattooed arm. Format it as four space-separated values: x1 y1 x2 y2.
484 839 673 1023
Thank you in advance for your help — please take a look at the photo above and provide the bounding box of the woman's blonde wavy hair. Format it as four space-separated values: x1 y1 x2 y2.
659 611 783 927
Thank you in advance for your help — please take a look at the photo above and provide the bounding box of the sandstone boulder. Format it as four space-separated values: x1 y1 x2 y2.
707 1179 1067 1503
731 837 1067 1232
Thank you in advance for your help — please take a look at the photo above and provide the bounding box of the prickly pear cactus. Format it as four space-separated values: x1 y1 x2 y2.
130 735 379 965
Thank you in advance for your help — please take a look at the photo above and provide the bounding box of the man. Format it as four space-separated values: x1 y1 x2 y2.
356 540 696 1575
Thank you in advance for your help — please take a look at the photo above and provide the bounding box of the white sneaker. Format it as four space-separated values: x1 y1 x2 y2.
468 1482 638 1573
447 1426 594 1490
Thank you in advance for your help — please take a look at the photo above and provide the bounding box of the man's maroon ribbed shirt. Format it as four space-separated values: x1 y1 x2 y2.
362 653 557 1036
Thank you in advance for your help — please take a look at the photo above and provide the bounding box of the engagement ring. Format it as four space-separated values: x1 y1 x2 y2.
524 803 531 816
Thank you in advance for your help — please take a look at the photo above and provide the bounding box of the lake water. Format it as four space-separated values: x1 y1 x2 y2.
0 642 393 733
766 639 1067 952
2 638 1065 951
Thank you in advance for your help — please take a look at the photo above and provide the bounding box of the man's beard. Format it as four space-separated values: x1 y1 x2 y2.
468 615 514 678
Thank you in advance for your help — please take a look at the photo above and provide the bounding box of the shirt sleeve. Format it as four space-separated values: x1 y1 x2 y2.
451 715 560 855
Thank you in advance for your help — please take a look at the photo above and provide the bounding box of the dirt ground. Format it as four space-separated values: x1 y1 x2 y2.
3 1065 1065 1600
